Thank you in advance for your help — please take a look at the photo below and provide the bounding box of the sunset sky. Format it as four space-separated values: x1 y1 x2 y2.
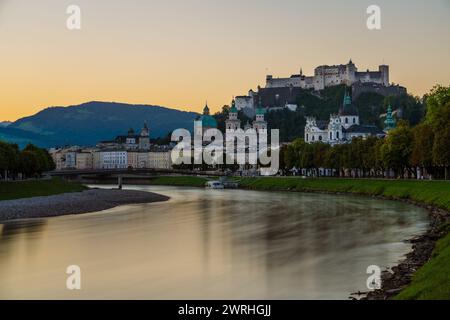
1 0 449 121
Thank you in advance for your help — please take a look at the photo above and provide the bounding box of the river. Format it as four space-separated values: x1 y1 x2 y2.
0 185 429 299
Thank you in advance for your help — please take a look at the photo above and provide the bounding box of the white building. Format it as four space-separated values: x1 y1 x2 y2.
252 103 267 131
148 150 172 169
225 99 241 131
75 151 94 170
235 93 255 110
266 60 389 91
304 92 386 145
94 150 128 169
97 122 151 151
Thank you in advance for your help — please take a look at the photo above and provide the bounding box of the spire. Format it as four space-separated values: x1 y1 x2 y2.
300 68 303 76
255 96 265 117
343 89 352 106
230 98 237 113
140 120 149 137
203 101 210 115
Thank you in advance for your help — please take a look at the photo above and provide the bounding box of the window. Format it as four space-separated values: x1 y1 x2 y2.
337 131 340 139
353 118 356 124
345 118 348 124
306 134 309 141
330 132 332 140
312 135 315 141
319 136 322 141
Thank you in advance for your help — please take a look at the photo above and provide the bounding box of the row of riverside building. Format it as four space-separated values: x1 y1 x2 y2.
49 122 173 171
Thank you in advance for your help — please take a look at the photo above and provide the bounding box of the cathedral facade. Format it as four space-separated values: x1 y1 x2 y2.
304 92 388 145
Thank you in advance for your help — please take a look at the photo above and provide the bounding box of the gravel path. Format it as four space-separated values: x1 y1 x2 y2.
0 189 170 221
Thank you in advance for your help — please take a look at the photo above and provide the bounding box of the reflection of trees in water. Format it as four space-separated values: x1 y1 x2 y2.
0 220 47 258
212 192 427 295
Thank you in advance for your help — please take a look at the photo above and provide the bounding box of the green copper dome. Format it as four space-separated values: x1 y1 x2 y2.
339 90 358 116
201 115 217 128
343 91 352 106
256 107 265 116
200 102 217 128
384 105 396 131
230 99 238 113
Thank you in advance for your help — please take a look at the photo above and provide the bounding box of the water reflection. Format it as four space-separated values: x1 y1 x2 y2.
0 186 428 299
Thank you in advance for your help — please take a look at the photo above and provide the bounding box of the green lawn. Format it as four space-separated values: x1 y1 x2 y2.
236 177 450 212
0 178 87 201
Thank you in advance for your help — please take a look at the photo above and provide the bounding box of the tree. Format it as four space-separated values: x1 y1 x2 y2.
424 85 450 127
19 150 39 178
431 102 450 179
411 123 434 177
380 121 413 178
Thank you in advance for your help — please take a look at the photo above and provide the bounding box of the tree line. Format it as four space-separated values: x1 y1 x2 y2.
280 85 450 180
0 142 55 180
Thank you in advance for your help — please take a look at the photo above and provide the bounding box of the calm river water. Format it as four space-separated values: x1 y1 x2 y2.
0 186 429 299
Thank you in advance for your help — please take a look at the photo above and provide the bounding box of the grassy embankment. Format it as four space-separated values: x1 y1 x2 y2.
237 177 450 300
395 222 450 300
0 178 87 201
147 175 450 300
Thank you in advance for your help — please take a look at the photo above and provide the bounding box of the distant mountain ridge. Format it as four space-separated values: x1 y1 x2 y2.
0 101 199 148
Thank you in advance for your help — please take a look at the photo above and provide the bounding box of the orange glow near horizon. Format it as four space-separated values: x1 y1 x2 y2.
1 0 449 121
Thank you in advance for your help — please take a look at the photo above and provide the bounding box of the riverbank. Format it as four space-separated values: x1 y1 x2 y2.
235 177 450 300
0 178 87 201
143 175 450 300
0 188 170 221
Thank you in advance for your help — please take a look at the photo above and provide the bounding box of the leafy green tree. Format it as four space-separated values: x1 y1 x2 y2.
380 120 413 178
424 85 450 126
411 123 434 176
19 150 39 178
431 102 450 179
388 94 424 126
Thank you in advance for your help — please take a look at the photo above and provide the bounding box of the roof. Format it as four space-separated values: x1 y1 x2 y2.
200 115 218 128
115 135 140 143
256 107 266 116
316 120 329 130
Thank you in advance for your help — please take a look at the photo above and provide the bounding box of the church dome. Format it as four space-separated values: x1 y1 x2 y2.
200 102 217 128
256 107 266 116
201 115 217 128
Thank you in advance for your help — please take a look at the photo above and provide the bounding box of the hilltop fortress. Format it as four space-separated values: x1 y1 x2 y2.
265 59 389 91
234 60 406 113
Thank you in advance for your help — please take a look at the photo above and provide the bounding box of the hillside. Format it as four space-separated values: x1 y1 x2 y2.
213 85 424 143
1 101 198 148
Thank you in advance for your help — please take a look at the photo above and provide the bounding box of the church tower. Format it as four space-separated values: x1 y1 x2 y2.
339 90 359 129
139 121 150 150
253 98 267 131
225 99 241 131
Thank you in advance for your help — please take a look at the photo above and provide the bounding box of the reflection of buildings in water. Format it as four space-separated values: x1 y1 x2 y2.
0 220 47 259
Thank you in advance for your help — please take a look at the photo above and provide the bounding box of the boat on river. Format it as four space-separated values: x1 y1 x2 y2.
205 181 225 189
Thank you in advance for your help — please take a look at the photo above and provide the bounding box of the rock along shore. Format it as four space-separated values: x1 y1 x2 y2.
0 189 170 221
